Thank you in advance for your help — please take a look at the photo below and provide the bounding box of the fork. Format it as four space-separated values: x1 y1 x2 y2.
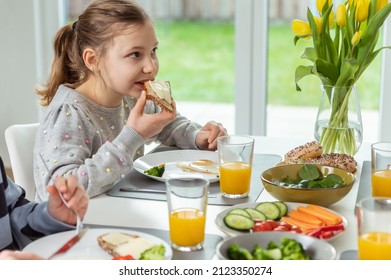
38 153 84 234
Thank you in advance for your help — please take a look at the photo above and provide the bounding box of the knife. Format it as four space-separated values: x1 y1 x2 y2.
120 187 166 194
119 187 218 198
48 227 89 259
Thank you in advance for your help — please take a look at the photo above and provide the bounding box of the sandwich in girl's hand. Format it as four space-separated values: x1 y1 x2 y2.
144 80 174 112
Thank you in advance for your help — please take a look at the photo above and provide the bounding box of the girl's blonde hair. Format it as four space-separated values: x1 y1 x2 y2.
35 0 151 106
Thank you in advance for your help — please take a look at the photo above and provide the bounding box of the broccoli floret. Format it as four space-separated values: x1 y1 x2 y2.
252 244 269 260
227 244 254 260
144 164 165 177
282 252 310 260
267 241 278 249
139 244 165 260
279 238 310 260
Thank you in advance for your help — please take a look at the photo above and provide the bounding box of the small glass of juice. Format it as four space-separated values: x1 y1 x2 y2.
356 197 391 260
166 178 208 252
217 135 254 199
371 142 391 197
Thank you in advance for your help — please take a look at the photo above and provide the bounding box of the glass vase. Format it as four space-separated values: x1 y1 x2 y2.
314 84 363 156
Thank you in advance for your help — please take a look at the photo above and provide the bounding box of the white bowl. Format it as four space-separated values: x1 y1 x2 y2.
216 231 336 260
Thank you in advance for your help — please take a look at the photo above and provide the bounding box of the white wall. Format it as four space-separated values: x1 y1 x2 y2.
0 0 38 167
0 0 62 168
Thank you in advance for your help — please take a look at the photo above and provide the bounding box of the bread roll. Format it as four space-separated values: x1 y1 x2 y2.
284 141 322 162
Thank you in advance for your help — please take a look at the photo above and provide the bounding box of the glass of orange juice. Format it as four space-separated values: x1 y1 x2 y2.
371 142 391 197
166 178 208 252
356 197 391 260
217 135 254 199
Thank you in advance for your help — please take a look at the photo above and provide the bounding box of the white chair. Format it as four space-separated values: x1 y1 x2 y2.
5 123 39 201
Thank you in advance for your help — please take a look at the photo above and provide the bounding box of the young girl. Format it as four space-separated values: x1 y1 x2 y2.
33 0 227 201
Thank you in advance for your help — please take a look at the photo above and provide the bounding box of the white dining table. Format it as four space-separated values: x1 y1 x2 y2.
83 136 372 260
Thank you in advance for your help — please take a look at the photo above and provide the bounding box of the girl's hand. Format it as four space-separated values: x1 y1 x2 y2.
126 91 176 139
196 121 227 150
46 175 89 226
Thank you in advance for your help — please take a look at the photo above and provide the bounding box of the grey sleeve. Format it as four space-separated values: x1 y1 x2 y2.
34 104 144 201
157 113 202 149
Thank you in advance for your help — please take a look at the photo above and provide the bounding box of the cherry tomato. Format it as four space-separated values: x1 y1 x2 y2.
253 221 273 232
290 226 302 233
279 221 292 230
112 255 135 260
273 225 290 232
265 220 280 229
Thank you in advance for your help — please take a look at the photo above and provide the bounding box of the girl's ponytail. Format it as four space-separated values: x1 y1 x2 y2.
35 23 86 106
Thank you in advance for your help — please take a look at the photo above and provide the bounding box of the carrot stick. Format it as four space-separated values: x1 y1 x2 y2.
280 216 318 231
288 209 325 227
306 204 343 224
298 205 342 225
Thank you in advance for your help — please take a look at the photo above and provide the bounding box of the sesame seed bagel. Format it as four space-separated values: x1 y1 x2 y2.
281 141 357 173
284 141 323 162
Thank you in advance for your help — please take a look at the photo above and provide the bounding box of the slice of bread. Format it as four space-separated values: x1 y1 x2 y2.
113 238 154 259
144 80 174 112
97 232 154 259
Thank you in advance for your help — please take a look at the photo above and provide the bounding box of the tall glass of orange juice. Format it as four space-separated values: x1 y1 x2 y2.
356 197 391 260
371 142 391 197
166 178 208 252
217 135 254 198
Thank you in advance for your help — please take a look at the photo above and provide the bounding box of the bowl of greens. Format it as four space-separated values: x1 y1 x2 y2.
216 231 336 260
260 164 355 207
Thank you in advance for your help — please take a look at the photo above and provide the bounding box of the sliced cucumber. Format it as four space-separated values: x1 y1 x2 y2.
227 208 251 218
244 208 266 221
224 214 254 231
255 202 281 220
273 201 288 218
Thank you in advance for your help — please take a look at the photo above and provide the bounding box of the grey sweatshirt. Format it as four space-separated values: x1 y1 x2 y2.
34 85 201 201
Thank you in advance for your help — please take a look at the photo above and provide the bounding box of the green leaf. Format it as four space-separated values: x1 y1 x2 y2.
301 47 317 62
335 58 359 87
298 164 320 181
315 58 339 84
321 174 344 187
295 65 314 91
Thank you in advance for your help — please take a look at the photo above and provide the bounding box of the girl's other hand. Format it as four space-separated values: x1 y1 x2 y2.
126 91 176 139
196 121 227 150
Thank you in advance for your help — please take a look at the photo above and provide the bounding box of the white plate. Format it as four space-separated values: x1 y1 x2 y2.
215 202 347 240
23 228 173 260
134 150 220 183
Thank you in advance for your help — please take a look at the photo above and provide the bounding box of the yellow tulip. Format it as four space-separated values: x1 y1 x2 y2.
317 0 333 13
348 0 357 7
314 16 322 34
328 10 335 27
355 0 370 22
376 0 388 12
351 30 362 45
336 4 347 27
292 19 311 39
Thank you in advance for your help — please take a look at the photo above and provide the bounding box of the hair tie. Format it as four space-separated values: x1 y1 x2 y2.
72 21 78 30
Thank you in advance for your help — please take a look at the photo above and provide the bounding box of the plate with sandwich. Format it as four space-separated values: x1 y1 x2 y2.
134 150 220 183
23 228 173 260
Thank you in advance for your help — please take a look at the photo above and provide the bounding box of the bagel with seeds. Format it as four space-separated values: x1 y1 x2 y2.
284 141 322 162
281 141 357 173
